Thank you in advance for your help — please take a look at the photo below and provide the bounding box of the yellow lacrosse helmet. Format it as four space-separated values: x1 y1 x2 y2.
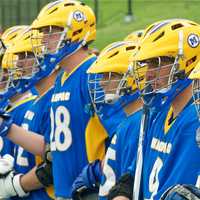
0 25 28 64
87 41 138 104
133 19 200 75
88 41 137 75
5 27 40 56
31 0 96 45
1 25 29 47
2 26 41 85
2 27 35 69
131 19 200 108
124 29 144 42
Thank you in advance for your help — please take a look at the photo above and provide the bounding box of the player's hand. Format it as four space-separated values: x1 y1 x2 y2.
161 184 200 200
0 110 13 137
35 160 53 187
71 160 102 200
0 154 29 198
0 154 14 176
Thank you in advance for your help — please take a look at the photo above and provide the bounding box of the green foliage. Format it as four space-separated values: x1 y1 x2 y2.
83 0 200 50
1 0 200 50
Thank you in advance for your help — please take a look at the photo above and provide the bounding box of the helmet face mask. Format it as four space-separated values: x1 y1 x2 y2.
2 26 58 93
0 25 32 99
134 56 176 95
132 19 200 108
88 71 133 105
192 79 200 120
87 40 139 112
33 25 65 58
0 39 6 58
5 51 39 82
0 68 13 95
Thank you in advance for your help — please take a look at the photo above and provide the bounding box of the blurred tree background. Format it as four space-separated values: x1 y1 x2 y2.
0 0 199 50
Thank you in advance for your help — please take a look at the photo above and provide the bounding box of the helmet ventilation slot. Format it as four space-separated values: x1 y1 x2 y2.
171 23 184 30
64 3 75 7
126 46 136 51
108 51 119 58
153 31 165 42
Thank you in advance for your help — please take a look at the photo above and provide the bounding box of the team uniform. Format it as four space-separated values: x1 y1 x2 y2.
0 94 37 157
13 87 54 200
142 101 200 200
49 55 115 198
99 109 142 200
96 94 140 136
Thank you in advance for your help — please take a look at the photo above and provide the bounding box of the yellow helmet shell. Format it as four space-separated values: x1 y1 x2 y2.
132 19 200 75
87 41 138 92
124 29 144 42
2 27 41 69
31 0 96 44
88 41 138 74
1 25 29 47
6 27 40 54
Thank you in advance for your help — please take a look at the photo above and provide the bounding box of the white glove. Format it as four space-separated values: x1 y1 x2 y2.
0 154 14 175
0 154 29 198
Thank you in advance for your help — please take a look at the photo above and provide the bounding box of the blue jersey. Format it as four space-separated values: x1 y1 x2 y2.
50 55 114 198
0 95 37 157
99 110 142 199
13 88 54 200
142 102 200 200
97 94 139 137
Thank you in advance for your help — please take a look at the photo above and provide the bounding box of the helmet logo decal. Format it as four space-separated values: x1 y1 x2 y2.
187 34 199 48
73 10 85 22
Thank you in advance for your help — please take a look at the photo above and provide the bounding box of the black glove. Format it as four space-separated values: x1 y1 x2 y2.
108 173 134 200
35 144 53 187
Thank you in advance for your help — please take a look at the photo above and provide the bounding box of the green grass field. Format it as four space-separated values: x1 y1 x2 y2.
83 0 200 50
1 0 200 50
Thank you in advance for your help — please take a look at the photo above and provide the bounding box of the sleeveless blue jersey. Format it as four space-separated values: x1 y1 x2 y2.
99 110 142 199
13 88 54 200
50 55 108 198
142 102 200 200
0 95 37 157
96 94 139 137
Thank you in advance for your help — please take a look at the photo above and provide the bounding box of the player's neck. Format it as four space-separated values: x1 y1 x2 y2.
59 48 90 74
10 91 31 104
124 98 143 116
171 84 192 119
35 70 58 96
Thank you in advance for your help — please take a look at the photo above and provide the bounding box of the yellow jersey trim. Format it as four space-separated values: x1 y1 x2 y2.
85 113 108 162
7 95 38 113
164 106 176 134
61 54 96 86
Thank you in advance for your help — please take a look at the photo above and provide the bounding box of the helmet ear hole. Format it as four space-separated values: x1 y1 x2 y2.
153 31 165 42
64 3 75 7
